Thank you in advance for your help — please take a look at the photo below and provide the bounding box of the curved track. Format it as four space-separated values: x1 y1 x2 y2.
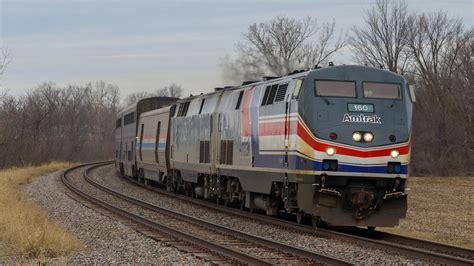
114 164 474 265
63 162 351 265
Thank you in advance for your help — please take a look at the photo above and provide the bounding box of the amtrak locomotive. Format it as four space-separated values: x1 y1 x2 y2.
115 65 415 228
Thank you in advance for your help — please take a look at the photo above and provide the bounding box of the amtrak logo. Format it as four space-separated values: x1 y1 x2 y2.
342 113 382 124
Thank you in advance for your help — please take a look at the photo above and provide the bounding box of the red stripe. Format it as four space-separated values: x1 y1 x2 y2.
258 120 297 135
297 122 410 157
258 119 410 157
142 133 167 139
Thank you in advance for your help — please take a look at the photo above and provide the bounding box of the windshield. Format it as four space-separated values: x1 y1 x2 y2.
363 82 401 99
314 80 356 98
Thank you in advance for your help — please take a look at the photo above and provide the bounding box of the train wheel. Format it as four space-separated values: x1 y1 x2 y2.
296 211 304 224
239 192 246 210
224 198 230 207
184 182 191 197
311 215 322 228
166 179 175 193
239 199 245 210
138 169 145 183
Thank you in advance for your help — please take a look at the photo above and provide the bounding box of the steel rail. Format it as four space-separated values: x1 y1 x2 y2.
334 226 474 261
115 164 474 266
380 232 474 259
62 163 271 265
84 163 352 266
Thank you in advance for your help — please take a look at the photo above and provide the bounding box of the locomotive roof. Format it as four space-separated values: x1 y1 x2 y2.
141 65 403 105
175 69 311 103
175 64 402 103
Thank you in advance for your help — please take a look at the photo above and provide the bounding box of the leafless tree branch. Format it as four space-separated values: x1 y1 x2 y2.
221 15 345 83
350 0 410 74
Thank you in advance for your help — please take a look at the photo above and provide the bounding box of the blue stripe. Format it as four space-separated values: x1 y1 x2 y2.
256 153 408 174
138 142 166 149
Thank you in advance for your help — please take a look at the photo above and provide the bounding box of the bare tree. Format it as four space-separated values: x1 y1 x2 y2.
299 19 345 69
350 0 410 74
221 15 345 84
348 1 472 176
0 47 10 77
123 91 154 106
406 11 472 176
406 11 467 88
0 81 120 169
156 83 183 98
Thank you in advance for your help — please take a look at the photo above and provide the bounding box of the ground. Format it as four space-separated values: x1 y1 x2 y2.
1 163 472 262
381 176 474 248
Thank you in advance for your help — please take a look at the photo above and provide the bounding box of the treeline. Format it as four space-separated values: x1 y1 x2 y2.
0 82 119 168
1 0 472 176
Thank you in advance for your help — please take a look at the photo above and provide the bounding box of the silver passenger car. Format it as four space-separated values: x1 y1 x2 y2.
115 97 177 178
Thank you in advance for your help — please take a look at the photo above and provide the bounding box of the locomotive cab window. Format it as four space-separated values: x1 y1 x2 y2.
293 79 303 98
315 80 356 98
363 82 401 99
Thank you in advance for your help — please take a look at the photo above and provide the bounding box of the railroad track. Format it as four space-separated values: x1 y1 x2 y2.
112 163 474 265
334 226 474 263
63 162 351 265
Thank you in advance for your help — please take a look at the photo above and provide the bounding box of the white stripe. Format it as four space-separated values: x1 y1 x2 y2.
217 164 407 179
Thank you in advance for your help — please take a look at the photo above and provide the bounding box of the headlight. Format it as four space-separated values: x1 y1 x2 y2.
326 147 335 156
352 132 362 142
363 132 374 142
390 149 399 158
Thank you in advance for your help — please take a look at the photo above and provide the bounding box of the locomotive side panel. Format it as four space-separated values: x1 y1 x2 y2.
170 92 223 183
215 89 249 168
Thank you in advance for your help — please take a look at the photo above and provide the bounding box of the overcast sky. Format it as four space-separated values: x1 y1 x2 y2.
1 0 472 97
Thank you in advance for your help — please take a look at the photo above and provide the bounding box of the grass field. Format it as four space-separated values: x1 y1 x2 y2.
0 162 81 259
381 176 474 248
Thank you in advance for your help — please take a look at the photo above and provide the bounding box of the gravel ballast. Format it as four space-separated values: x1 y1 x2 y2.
92 165 425 264
9 164 427 264
13 169 205 264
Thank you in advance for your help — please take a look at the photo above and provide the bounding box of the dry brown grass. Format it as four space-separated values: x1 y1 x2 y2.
0 162 81 258
381 176 474 248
